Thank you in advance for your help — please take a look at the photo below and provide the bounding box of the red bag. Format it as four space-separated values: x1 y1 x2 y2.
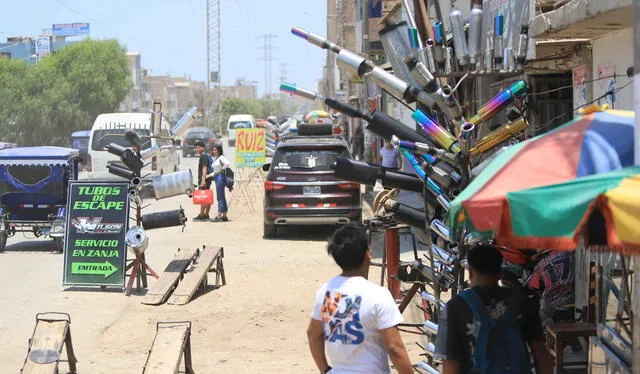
192 189 213 205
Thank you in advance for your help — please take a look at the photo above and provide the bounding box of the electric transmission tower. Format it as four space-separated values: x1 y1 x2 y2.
258 34 277 97
278 63 289 84
206 0 221 129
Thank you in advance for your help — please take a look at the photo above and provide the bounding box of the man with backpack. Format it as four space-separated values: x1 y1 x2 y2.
434 244 551 374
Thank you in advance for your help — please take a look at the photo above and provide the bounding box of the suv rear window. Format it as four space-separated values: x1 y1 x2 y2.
272 147 348 171
91 129 152 151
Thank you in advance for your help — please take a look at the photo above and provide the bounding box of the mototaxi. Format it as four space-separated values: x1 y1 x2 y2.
0 146 79 252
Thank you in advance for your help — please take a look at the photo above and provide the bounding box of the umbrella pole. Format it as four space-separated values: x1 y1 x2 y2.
633 1 640 366
632 0 640 362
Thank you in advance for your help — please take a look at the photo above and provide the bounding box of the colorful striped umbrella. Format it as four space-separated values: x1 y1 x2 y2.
449 110 635 251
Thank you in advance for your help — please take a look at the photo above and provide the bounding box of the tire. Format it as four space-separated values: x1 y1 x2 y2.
0 232 6 252
182 150 187 158
174 165 178 172
54 237 64 253
263 223 277 238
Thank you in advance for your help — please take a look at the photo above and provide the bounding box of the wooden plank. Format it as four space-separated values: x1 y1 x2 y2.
141 248 198 305
22 321 68 374
167 246 222 306
143 324 190 374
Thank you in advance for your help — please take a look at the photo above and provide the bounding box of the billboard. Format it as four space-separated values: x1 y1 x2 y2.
35 36 50 57
52 23 90 37
62 181 129 288
235 128 266 168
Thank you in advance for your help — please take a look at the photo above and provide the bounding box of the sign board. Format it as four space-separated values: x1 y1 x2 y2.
52 23 90 37
63 181 129 288
35 36 50 57
596 64 617 108
572 65 591 116
235 128 266 168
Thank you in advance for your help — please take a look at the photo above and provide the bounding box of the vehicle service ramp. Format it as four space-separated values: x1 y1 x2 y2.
21 313 78 374
142 322 194 374
167 246 226 305
141 248 199 306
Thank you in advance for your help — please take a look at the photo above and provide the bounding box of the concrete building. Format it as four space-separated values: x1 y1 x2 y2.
219 78 257 101
0 36 75 64
119 52 150 112
531 0 634 112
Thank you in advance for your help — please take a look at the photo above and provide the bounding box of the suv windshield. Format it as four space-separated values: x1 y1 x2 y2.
229 121 252 129
91 129 152 151
272 147 348 171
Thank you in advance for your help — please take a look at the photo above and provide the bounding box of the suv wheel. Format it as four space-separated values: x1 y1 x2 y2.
263 223 277 238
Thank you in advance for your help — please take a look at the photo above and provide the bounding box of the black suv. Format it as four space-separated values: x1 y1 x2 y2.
181 127 221 157
262 124 362 238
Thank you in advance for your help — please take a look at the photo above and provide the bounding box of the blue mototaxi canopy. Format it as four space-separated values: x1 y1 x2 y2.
0 147 78 194
0 146 79 163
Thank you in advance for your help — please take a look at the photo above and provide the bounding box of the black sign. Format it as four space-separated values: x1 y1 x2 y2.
63 181 129 287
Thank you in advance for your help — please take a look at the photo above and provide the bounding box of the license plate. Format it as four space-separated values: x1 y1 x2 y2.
303 186 321 196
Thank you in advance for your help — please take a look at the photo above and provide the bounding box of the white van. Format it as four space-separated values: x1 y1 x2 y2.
87 113 180 179
227 114 255 147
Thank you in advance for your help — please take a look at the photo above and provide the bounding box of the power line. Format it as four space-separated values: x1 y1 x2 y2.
534 78 634 134
258 34 277 96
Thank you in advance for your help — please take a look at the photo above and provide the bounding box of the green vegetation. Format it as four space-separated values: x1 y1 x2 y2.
0 39 132 146
219 96 296 126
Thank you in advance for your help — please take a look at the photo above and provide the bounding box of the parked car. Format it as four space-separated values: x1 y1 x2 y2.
262 124 362 238
88 113 180 179
181 127 221 157
227 114 256 147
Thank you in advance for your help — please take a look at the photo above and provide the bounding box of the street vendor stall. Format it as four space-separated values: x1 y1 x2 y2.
447 109 636 372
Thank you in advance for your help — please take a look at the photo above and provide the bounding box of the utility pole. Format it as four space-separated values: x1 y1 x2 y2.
258 34 277 97
206 0 221 130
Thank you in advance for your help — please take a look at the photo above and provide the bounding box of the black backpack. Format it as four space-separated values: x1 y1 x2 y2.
224 168 234 190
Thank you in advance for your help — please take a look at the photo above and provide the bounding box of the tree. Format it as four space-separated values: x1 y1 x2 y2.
219 97 261 128
0 39 132 146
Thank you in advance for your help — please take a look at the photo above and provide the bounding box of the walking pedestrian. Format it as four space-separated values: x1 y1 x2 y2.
377 140 402 172
307 223 413 374
352 125 364 161
193 140 213 221
207 144 231 222
434 244 551 374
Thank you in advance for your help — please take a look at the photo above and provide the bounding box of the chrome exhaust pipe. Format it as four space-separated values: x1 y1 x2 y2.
430 219 450 242
424 320 439 335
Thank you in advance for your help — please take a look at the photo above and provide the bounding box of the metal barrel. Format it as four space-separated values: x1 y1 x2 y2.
151 169 194 200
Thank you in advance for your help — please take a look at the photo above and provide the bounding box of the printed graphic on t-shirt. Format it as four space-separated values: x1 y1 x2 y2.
321 291 364 345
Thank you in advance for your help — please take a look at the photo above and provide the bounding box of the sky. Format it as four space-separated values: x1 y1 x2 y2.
3 0 328 97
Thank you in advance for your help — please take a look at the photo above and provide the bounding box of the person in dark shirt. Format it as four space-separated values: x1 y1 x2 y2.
194 140 213 221
434 244 551 374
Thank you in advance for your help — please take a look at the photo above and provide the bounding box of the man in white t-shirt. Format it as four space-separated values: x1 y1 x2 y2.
307 223 413 374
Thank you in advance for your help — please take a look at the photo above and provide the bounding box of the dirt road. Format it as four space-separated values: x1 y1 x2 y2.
0 146 426 373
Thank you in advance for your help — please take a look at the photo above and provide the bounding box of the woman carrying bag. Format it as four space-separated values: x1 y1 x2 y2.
206 144 231 222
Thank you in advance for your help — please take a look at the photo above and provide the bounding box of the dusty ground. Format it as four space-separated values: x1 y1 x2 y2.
0 148 427 373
